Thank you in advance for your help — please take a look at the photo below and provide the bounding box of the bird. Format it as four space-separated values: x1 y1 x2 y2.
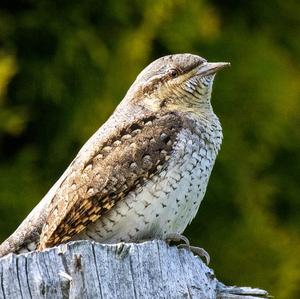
0 53 229 261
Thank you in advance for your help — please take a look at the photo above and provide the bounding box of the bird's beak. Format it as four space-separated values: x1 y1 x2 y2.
196 62 230 76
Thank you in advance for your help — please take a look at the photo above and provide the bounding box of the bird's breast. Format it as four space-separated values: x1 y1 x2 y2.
74 120 221 243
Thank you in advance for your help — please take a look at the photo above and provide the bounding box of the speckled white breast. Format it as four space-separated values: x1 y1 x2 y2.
74 121 221 243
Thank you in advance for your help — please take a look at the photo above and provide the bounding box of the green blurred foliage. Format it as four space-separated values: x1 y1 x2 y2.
0 0 299 297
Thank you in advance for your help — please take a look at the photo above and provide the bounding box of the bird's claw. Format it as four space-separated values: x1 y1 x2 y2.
164 233 210 265
178 244 210 265
165 233 190 246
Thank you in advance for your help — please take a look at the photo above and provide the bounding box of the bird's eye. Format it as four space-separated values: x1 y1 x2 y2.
169 68 179 78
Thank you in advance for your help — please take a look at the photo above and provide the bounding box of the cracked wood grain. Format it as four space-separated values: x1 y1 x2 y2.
0 240 269 299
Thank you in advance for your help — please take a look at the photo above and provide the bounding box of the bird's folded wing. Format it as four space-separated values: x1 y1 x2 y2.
38 112 183 249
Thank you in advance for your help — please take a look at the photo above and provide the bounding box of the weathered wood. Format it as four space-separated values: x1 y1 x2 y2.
0 240 268 299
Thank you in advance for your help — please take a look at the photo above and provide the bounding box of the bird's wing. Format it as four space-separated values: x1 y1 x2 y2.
38 112 183 249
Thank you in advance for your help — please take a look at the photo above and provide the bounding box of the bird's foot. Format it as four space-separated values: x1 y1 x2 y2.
165 233 190 246
164 233 210 265
178 244 210 265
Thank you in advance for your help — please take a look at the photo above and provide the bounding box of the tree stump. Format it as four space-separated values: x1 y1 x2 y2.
0 240 269 298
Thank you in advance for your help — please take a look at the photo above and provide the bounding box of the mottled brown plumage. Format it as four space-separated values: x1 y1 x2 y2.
40 113 182 248
0 53 229 257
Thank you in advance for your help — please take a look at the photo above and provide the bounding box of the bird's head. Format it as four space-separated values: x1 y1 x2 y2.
127 53 230 115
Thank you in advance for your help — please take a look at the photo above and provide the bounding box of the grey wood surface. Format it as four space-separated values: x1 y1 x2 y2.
0 240 269 299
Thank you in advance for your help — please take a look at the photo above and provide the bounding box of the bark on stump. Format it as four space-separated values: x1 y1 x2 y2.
0 240 269 299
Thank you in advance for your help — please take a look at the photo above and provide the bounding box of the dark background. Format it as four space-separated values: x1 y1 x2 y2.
0 1 299 297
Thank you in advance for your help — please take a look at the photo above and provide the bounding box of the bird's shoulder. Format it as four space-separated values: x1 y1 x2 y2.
38 111 185 249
